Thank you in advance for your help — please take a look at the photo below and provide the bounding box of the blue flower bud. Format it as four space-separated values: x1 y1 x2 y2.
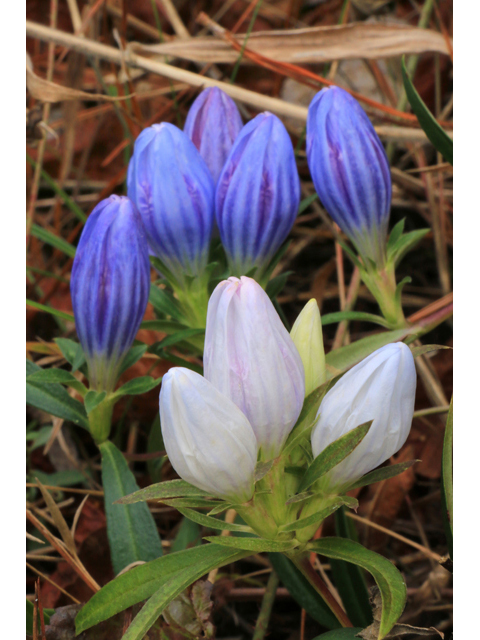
184 87 243 185
71 196 150 392
306 87 392 265
127 123 215 281
216 112 301 276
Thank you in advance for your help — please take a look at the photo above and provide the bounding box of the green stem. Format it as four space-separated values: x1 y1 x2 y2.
252 570 280 640
88 398 114 444
360 263 406 329
289 552 353 628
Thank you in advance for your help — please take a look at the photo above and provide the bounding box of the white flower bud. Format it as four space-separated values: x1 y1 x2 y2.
311 343 416 489
159 367 258 502
290 299 326 396
204 277 305 459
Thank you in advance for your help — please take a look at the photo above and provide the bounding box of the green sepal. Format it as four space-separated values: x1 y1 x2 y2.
410 344 451 358
279 498 349 533
387 228 430 267
177 507 253 533
111 376 161 399
115 479 211 505
118 344 148 376
298 421 373 492
54 337 85 372
346 460 419 491
204 536 298 553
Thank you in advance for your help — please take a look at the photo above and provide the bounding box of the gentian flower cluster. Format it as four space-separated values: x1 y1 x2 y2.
159 276 417 540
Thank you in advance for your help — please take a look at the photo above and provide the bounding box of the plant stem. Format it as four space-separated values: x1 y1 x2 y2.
252 570 280 640
289 552 353 628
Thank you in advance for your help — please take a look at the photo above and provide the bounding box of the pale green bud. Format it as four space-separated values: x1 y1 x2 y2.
290 299 326 396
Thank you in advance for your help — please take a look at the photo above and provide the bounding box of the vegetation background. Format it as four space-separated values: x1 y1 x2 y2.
26 1 453 638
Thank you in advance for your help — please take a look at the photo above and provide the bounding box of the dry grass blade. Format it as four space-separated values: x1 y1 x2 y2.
26 20 444 144
26 509 100 592
71 494 89 540
35 478 77 556
26 562 81 604
135 21 451 65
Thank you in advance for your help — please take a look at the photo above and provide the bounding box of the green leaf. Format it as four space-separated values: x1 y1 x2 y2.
298 421 373 492
171 517 201 553
268 553 340 629
312 629 363 639
148 329 205 353
141 319 188 333
410 344 451 358
121 553 244 640
29 224 77 258
388 228 429 266
26 359 89 429
347 460 418 491
329 508 372 628
149 282 185 319
75 545 249 634
26 299 75 322
280 499 348 533
285 378 339 454
176 507 253 532
116 479 211 504
310 538 407 639
118 344 148 376
204 536 297 552
54 338 85 371
266 272 291 300
84 390 107 414
147 414 165 483
112 376 161 398
401 56 453 165
99 440 163 575
157 351 203 374
386 219 405 252
325 328 413 378
298 192 319 214
27 367 87 396
441 397 453 558
321 311 390 328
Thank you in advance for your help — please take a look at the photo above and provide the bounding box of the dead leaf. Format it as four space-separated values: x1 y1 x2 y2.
132 22 451 65
26 61 133 104
358 588 444 639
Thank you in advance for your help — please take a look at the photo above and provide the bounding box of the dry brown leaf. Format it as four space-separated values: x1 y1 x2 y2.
26 62 132 104
132 22 451 65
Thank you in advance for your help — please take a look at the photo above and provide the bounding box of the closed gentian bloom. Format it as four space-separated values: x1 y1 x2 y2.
204 277 305 459
306 86 392 266
71 196 150 392
159 367 258 502
311 343 416 490
184 87 243 185
216 112 301 276
127 123 215 281
290 299 326 396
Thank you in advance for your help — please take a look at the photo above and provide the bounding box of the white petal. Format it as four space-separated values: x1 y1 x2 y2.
159 367 257 502
311 342 416 488
204 277 305 458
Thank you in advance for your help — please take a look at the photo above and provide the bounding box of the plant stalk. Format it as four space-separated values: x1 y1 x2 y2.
252 570 280 640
